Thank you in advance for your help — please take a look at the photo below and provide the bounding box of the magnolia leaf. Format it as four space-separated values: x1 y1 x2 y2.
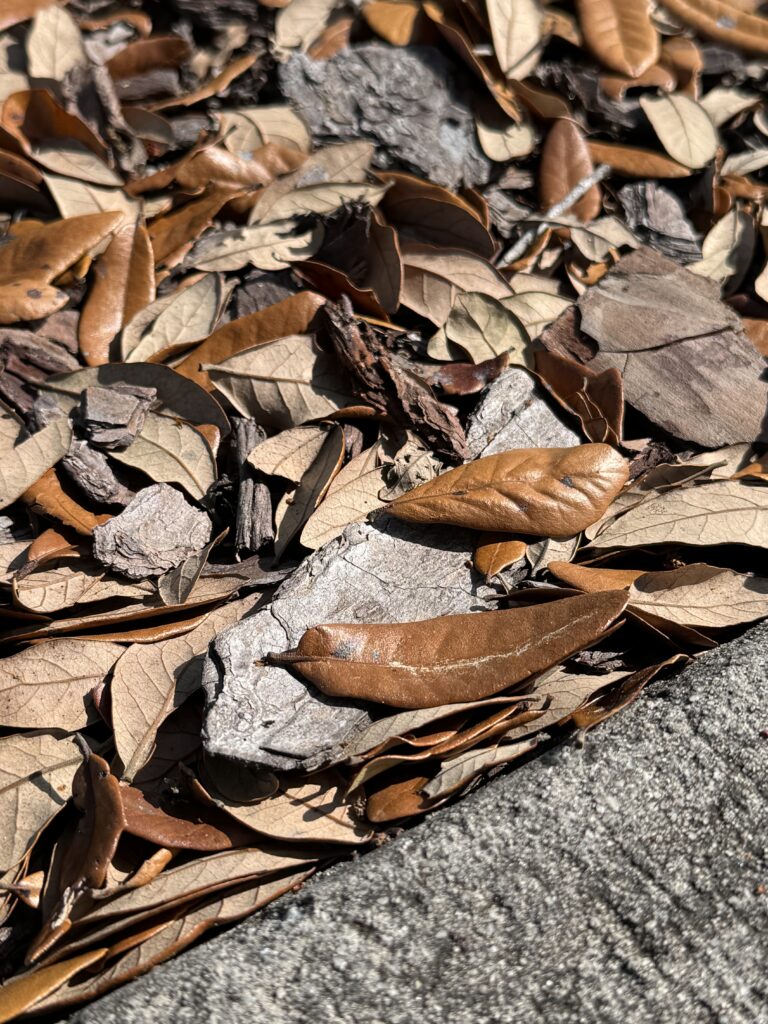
0 418 72 511
0 731 81 872
0 640 124 731
26 5 86 80
628 564 768 628
721 148 768 176
203 334 356 428
699 86 759 127
250 426 331 487
273 425 344 557
272 591 628 708
112 594 260 782
587 480 768 550
639 93 718 169
487 0 543 77
190 220 323 273
574 0 659 77
301 445 388 550
122 275 223 362
444 292 532 365
388 445 628 537
473 534 527 581
13 557 153 613
108 413 217 501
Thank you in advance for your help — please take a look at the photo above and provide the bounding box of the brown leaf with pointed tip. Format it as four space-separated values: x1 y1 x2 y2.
23 468 112 536
362 0 431 45
660 0 768 55
421 352 510 396
147 54 257 112
106 36 191 79
539 119 602 223
366 771 432 822
274 425 345 557
271 591 628 708
473 534 527 581
575 0 659 78
1 90 106 159
79 220 155 367
174 291 325 389
388 445 628 537
547 560 643 592
0 948 107 1022
149 188 240 270
120 786 255 852
535 349 624 445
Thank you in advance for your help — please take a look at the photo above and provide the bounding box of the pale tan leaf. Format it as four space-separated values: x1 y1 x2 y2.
487 0 543 77
628 564 768 628
112 594 260 782
721 148 768 176
190 220 323 272
13 557 153 613
122 275 223 362
699 86 760 126
575 0 659 77
220 105 311 153
0 640 124 731
275 0 340 51
206 768 372 844
0 731 80 872
444 292 532 365
247 424 331 483
476 112 537 162
26 5 86 81
203 334 356 428
421 737 540 801
108 413 217 501
587 480 768 550
301 445 387 550
567 215 639 262
0 418 72 511
502 291 573 339
273 425 344 557
32 143 122 186
689 208 755 286
253 182 387 225
43 174 140 222
400 242 514 326
0 539 28 583
639 93 718 169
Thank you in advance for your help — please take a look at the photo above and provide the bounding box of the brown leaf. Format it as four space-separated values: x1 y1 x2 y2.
1 90 106 160
274 425 345 557
13 556 153 613
79 220 155 367
421 352 510 396
106 36 191 79
599 63 676 101
0 0 55 31
628 564 768 628
659 0 768 55
146 53 257 112
108 413 217 501
473 534 527 581
388 445 628 537
535 349 624 445
0 641 122 731
22 468 111 536
362 0 431 45
0 948 107 1022
539 119 602 223
149 187 239 270
270 591 628 708
173 291 325 389
120 786 256 852
365 771 432 822
548 560 643 593
575 0 659 78
420 736 541 802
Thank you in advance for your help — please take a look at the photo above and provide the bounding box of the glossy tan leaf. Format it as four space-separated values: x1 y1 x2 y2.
0 417 72 511
272 591 628 708
0 948 107 1023
400 241 514 326
575 0 659 77
547 561 643 593
0 731 80 873
535 349 624 445
204 769 372 845
589 140 692 178
26 5 86 81
203 334 356 428
587 480 768 550
388 445 628 537
539 119 602 223
22 469 111 536
120 786 255 852
301 445 388 550
486 0 543 78
0 640 123 731
112 594 260 782
628 564 768 628
79 220 155 367
174 291 325 389
639 93 718 169
473 534 527 581
108 413 217 501
660 0 768 55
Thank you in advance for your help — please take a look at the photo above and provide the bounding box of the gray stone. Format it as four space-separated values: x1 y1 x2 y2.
465 366 580 458
203 367 575 770
203 517 496 770
67 623 768 1024
279 45 491 190
93 484 212 580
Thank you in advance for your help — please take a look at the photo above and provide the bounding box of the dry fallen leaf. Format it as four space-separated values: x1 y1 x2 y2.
628 564 768 628
639 93 718 169
575 0 659 78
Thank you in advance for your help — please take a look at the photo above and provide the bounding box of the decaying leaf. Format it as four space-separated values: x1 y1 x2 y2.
269 591 628 708
628 564 768 628
444 292 532 366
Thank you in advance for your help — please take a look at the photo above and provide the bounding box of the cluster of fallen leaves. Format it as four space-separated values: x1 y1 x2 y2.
1 0 768 1017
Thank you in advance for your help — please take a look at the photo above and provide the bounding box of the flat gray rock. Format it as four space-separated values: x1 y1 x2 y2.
279 45 491 190
67 623 768 1024
202 368 578 770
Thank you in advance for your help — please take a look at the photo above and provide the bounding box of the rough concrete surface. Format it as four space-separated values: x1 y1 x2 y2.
68 623 768 1024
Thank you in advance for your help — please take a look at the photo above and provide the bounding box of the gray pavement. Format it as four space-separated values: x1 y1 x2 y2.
67 623 768 1024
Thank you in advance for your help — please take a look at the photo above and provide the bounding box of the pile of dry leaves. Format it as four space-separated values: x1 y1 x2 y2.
1 0 768 1017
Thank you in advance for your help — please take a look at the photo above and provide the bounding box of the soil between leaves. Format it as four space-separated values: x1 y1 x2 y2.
0 0 768 1017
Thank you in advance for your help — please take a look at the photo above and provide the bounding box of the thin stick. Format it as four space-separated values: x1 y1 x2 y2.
498 163 612 266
